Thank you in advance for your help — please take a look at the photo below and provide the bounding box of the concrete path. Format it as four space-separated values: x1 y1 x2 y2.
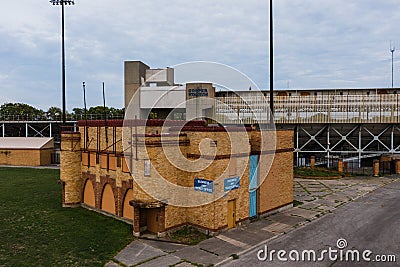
106 175 398 267
0 164 60 170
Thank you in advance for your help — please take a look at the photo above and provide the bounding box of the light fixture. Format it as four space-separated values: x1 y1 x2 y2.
50 0 75 125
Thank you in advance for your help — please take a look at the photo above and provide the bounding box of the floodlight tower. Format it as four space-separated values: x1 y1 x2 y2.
390 41 395 88
270 0 274 119
50 0 75 125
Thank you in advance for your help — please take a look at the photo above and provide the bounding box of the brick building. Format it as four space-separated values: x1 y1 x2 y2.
61 120 293 236
60 60 294 236
0 137 54 166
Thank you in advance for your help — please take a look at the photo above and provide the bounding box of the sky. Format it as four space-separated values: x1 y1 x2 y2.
1 0 400 111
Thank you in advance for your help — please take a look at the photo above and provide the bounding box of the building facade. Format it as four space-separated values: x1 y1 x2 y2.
60 120 294 236
0 137 54 166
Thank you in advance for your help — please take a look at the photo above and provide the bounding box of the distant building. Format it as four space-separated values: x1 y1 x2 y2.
123 61 400 124
0 137 54 166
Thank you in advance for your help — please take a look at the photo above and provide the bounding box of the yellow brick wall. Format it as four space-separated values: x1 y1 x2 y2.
40 149 52 165
165 206 187 230
0 149 43 166
259 130 294 214
182 131 252 230
64 125 294 233
60 132 82 206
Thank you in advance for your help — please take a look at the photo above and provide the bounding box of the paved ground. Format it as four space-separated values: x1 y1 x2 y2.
106 175 398 267
0 164 60 170
223 179 400 266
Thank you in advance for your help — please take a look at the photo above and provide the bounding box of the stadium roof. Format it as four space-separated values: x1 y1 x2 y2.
0 137 54 150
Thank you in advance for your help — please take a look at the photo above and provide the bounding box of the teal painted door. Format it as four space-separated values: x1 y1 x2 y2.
249 155 258 218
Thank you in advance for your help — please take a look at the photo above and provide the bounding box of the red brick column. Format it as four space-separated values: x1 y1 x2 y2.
158 207 166 235
133 206 140 237
344 162 349 173
396 159 400 174
338 159 343 173
373 159 380 177
310 156 315 170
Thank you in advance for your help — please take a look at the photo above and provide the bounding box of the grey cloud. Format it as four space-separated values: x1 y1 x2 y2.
1 0 400 110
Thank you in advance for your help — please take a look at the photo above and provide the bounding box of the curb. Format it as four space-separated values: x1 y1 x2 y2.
138 236 190 246
214 233 283 266
214 211 339 267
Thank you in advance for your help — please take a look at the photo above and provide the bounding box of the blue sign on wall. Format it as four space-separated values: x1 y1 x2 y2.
224 176 240 192
194 178 214 194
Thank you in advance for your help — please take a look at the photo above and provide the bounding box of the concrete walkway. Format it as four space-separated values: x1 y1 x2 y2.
0 164 60 170
106 175 398 267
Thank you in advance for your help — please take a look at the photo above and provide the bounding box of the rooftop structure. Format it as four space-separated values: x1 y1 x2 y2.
0 137 54 166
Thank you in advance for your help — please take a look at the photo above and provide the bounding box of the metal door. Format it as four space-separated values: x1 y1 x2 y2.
249 155 258 218
227 199 236 228
146 208 159 234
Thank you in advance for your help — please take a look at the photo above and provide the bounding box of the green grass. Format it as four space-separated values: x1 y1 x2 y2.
230 254 239 260
293 200 304 207
0 167 133 266
166 226 209 245
294 167 344 177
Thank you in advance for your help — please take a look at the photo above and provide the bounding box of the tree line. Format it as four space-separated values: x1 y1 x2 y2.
0 103 125 121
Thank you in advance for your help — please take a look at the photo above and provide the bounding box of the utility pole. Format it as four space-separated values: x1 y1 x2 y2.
50 0 75 125
390 41 396 88
270 0 274 123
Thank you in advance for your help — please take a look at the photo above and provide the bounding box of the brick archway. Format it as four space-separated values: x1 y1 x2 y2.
122 189 134 220
83 179 95 207
101 183 116 214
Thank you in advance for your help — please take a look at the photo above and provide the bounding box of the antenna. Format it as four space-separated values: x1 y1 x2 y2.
390 40 396 88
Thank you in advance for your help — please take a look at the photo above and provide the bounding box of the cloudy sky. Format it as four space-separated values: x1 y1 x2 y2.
1 0 400 110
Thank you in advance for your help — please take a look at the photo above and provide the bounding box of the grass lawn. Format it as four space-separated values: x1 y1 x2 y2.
294 167 345 178
0 167 133 266
166 226 209 245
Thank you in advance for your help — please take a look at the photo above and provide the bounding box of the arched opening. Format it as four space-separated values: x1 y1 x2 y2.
101 184 116 214
122 189 134 220
83 179 95 207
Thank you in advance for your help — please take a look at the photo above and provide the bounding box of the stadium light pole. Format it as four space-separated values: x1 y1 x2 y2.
269 0 274 122
270 0 274 113
50 0 75 125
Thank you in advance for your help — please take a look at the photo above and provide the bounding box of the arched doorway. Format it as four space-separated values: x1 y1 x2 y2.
122 189 134 220
101 184 116 214
83 179 95 207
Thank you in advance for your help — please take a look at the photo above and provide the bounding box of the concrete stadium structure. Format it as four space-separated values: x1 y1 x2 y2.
124 61 400 170
3 61 399 170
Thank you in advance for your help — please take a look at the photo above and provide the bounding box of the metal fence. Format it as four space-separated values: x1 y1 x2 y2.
51 152 60 164
295 155 374 176
379 160 397 175
343 161 373 176
0 114 124 122
215 94 400 124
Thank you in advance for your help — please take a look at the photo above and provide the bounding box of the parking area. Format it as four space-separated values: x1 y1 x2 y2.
294 176 396 215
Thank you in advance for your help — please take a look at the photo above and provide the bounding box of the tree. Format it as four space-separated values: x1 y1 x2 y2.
86 106 124 119
0 102 125 121
0 103 45 120
71 108 84 120
46 107 62 121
